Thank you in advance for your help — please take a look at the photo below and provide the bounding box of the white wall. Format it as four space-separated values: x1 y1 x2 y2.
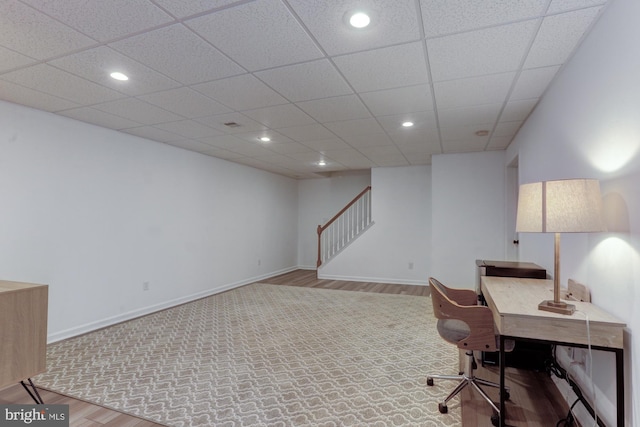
318 165 430 285
0 101 298 342
297 171 371 269
431 151 506 288
506 0 639 423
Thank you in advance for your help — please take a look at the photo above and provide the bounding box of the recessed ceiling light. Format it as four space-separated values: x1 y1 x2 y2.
259 137 271 142
402 121 414 127
349 12 370 28
110 71 129 81
318 160 327 166
475 130 490 137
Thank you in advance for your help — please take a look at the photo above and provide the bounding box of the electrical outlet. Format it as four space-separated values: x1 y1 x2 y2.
408 262 414 270
258 259 261 266
143 281 150 291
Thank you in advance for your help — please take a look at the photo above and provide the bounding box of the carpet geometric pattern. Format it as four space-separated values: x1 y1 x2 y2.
35 284 461 426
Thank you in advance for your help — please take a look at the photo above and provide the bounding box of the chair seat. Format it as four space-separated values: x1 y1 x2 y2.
437 319 515 352
437 319 470 344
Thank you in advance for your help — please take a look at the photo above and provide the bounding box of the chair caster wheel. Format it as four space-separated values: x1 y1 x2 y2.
438 403 448 414
427 377 434 386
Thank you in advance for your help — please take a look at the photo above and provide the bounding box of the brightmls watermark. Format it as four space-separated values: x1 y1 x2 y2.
1 405 68 426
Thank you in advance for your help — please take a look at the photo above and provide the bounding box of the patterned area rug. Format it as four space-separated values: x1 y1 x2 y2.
35 284 461 426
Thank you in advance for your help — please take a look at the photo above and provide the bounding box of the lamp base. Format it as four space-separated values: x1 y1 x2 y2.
538 300 576 315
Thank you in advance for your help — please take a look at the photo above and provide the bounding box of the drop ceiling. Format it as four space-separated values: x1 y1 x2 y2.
0 0 609 179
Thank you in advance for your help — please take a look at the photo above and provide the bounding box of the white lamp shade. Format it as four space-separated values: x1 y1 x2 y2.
516 179 606 233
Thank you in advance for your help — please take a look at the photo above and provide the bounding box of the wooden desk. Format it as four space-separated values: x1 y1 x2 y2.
481 276 626 427
0 280 48 401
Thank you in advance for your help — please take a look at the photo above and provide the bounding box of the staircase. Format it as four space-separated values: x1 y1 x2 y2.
317 186 373 267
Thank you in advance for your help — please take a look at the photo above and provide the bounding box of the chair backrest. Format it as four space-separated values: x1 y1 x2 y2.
429 277 498 352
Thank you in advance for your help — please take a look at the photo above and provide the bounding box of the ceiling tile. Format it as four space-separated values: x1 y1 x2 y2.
524 6 603 68
191 74 288 111
287 151 334 162
93 98 183 125
389 121 441 151
58 106 142 130
377 111 438 134
438 104 502 128
341 132 394 148
0 0 95 60
2 64 124 104
246 152 297 166
0 46 36 73
441 123 493 143
212 140 273 157
232 130 293 144
185 0 323 71
434 72 516 110
405 152 432 165
324 118 385 138
266 142 315 155
428 20 538 81
323 149 377 168
0 80 79 112
164 139 218 153
333 42 429 92
299 138 352 151
493 121 523 138
396 139 440 154
547 0 607 14
109 24 245 84
287 0 421 56
441 137 489 153
196 146 246 160
49 46 182 96
276 124 337 142
20 0 173 42
500 99 538 122
487 136 513 149
198 134 247 149
196 112 268 134
510 66 561 100
122 126 182 143
138 87 231 118
255 60 352 102
243 104 316 129
420 0 548 37
359 145 408 166
139 0 243 19
360 85 433 116
153 120 224 139
296 95 370 123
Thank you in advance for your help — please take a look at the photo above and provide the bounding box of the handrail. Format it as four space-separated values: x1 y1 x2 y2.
317 186 372 267
317 186 371 234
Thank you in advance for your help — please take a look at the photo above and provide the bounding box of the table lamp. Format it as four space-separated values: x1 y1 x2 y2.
515 179 605 315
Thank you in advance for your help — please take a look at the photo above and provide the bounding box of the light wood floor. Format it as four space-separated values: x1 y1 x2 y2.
0 269 569 427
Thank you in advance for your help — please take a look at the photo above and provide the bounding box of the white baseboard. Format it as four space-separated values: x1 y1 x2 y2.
47 266 299 344
317 272 427 286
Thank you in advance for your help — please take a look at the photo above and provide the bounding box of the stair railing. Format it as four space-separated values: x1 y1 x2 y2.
317 186 372 267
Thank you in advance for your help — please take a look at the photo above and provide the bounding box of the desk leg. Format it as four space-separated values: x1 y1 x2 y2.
615 349 624 427
499 336 506 427
20 378 44 404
